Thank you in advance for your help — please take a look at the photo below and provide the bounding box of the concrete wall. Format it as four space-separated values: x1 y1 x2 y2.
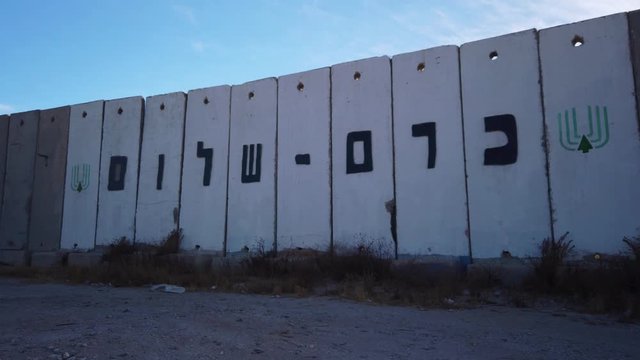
95 97 143 246
0 115 8 209
331 57 395 253
461 30 551 258
29 106 70 251
392 46 469 257
2 12 639 261
135 93 186 244
277 68 331 251
227 78 277 253
180 86 231 251
60 101 104 250
0 111 39 250
541 13 640 254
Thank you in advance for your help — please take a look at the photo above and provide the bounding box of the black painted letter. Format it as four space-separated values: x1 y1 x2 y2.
346 131 373 174
197 141 213 186
484 114 518 166
156 154 165 190
411 122 436 169
241 144 262 183
107 156 127 191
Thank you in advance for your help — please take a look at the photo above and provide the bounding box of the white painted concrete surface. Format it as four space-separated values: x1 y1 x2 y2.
461 30 550 258
95 97 143 246
135 93 186 244
540 13 640 254
61 101 104 250
227 78 277 253
180 86 231 251
331 57 395 253
392 46 469 256
277 68 331 251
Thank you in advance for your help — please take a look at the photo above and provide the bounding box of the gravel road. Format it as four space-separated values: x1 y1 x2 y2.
0 278 638 359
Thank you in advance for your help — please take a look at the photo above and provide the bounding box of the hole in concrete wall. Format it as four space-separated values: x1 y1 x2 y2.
82 111 87 118
19 119 24 127
571 35 584 47
417 62 426 72
297 82 304 91
195 244 201 250
248 91 255 100
160 103 165 111
203 97 209 105
489 51 498 60
73 243 78 249
353 71 361 80
117 107 123 115
50 116 55 123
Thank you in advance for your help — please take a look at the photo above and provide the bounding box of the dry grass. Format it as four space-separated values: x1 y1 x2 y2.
2 234 640 320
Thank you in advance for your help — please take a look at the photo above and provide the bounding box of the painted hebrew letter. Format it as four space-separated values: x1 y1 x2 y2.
241 144 262 183
197 141 213 186
411 122 436 169
346 131 373 174
295 154 311 165
156 154 165 190
107 156 127 191
483 114 517 165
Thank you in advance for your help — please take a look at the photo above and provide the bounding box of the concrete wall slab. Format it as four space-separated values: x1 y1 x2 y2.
180 86 231 251
392 46 469 256
29 106 70 251
331 56 395 253
135 93 186 244
461 30 550 258
95 97 143 245
277 68 331 251
60 101 104 250
540 13 640 254
227 78 277 253
0 111 39 250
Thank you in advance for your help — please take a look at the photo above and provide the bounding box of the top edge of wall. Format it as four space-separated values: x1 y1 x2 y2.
9 109 41 117
187 84 231 95
392 44 459 60
538 11 627 34
69 100 104 109
277 66 331 80
460 28 536 49
105 95 144 104
331 55 391 69
40 105 71 113
233 77 277 88
145 91 186 101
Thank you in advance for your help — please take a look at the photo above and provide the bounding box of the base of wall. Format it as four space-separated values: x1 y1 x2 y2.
31 251 65 268
467 257 534 286
0 250 28 266
68 252 103 268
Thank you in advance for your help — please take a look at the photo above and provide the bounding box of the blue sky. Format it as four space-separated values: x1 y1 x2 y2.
1 0 639 114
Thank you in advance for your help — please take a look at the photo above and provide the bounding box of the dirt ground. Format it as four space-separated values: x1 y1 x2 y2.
0 278 638 360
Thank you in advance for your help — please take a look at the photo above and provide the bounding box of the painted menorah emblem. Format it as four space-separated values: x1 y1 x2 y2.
557 106 610 153
70 164 90 192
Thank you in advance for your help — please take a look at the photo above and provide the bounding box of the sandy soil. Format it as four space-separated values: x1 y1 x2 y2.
0 278 638 360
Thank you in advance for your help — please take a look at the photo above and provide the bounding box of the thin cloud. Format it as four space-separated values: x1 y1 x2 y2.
173 4 197 25
0 103 15 114
389 0 640 46
191 40 207 53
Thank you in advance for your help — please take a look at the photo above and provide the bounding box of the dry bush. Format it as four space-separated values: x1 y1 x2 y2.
533 232 574 290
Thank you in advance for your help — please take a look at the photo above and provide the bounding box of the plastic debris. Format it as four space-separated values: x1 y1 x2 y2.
150 284 186 294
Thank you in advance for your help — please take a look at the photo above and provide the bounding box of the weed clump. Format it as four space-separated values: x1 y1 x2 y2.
533 232 574 290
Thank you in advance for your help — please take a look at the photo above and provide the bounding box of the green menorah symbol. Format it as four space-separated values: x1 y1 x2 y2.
71 164 90 192
557 106 610 153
